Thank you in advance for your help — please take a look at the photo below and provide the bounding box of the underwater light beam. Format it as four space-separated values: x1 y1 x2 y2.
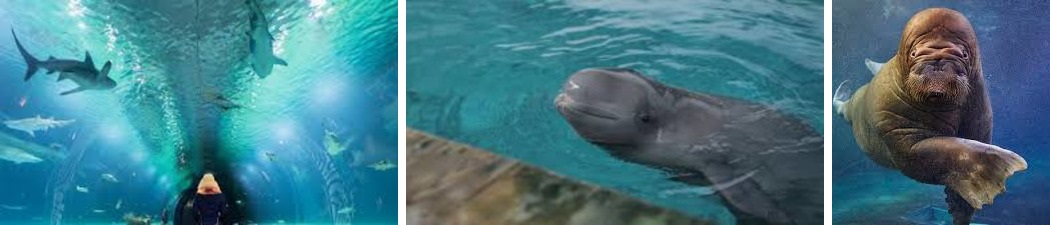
67 0 86 17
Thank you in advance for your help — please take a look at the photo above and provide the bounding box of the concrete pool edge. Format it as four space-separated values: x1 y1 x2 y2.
406 128 714 225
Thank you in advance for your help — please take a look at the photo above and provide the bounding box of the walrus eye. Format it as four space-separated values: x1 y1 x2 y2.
910 51 918 58
961 52 969 59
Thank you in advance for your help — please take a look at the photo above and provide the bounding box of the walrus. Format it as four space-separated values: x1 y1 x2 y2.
554 68 822 224
833 8 1027 225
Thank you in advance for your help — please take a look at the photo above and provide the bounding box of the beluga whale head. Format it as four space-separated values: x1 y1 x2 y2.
555 68 671 146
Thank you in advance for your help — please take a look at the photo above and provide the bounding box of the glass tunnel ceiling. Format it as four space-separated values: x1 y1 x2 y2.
0 0 396 222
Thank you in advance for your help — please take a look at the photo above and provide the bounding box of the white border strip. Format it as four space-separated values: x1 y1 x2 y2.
823 0 832 224
397 0 407 224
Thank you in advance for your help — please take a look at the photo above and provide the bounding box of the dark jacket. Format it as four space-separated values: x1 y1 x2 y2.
193 193 228 225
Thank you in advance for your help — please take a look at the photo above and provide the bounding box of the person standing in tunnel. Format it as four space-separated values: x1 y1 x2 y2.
194 173 229 225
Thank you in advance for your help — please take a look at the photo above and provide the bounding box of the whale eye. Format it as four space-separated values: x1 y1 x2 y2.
639 114 653 124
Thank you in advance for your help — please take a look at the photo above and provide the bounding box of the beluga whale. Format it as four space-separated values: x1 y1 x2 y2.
12 29 116 95
555 68 823 224
246 0 288 79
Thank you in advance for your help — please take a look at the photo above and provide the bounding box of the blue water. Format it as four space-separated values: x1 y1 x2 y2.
833 1 1050 224
408 0 822 223
0 0 396 224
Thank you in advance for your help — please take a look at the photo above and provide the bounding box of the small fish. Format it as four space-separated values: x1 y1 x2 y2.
259 170 272 183
368 160 396 171
18 96 27 107
101 173 119 183
336 206 354 214
48 143 65 151
75 185 89 193
376 197 382 211
264 151 277 161
122 213 150 225
115 199 122 209
178 151 187 167
92 209 105 213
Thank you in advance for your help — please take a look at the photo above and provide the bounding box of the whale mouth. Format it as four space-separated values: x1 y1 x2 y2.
555 94 621 121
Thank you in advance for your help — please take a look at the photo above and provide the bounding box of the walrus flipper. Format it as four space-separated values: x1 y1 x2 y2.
864 58 885 75
908 137 1027 209
833 80 851 115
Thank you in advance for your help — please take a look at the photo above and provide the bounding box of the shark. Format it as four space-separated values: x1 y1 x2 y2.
367 160 396 171
246 0 287 78
3 115 74 137
0 205 25 210
336 206 355 214
101 173 119 183
0 146 42 164
203 92 242 111
12 29 116 95
323 129 353 156
0 131 65 163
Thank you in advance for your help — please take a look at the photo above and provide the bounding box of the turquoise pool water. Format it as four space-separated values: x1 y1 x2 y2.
408 0 822 223
0 0 396 224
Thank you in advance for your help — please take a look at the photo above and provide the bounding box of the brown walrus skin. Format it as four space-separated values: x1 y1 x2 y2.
835 8 1027 225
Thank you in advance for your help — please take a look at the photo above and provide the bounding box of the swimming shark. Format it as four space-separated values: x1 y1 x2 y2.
336 206 355 214
12 29 116 95
3 115 74 137
367 160 396 171
0 131 65 163
324 129 353 156
101 173 119 183
0 146 42 164
203 92 242 111
0 205 25 210
246 0 287 78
